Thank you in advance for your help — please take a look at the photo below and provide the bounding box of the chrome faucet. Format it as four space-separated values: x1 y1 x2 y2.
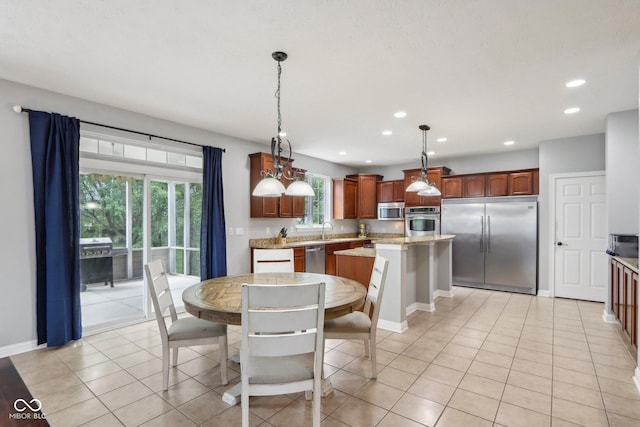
321 222 333 240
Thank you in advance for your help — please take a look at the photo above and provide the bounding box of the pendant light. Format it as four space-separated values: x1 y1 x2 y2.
252 52 315 198
406 124 441 196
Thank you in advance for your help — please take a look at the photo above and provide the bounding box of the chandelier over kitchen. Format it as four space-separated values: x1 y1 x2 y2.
405 124 441 196
252 52 315 197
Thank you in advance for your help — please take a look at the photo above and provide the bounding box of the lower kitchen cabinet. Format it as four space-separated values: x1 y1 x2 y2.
610 257 638 348
325 240 370 276
336 254 374 290
293 247 305 272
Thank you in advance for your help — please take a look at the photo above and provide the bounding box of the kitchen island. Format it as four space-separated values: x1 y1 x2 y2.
335 235 454 332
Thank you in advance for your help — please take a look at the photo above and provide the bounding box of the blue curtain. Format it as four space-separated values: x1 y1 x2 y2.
200 146 227 279
28 111 82 346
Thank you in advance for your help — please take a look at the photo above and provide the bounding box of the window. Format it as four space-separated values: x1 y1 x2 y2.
297 173 331 227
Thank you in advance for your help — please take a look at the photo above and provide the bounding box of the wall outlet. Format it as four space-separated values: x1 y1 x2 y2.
228 227 234 236
236 227 244 235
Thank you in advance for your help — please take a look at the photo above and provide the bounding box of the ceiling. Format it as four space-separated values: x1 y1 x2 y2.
2 1 639 167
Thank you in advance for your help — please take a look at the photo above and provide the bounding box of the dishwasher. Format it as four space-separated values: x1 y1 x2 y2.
305 245 326 273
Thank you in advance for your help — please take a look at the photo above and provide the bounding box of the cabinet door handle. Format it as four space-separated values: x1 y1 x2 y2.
487 216 491 253
480 216 484 253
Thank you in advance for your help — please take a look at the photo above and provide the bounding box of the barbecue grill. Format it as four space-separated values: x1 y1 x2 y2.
80 237 113 291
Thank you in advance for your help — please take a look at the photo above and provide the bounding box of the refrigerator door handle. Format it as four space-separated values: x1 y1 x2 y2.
480 216 484 253
487 216 491 253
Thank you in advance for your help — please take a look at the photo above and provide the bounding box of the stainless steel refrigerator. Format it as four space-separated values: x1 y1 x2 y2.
441 197 538 294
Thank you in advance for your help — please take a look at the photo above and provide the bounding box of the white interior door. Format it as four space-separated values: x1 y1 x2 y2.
553 173 607 301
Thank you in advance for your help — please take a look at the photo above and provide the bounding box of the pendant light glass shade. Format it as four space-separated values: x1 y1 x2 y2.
417 184 441 196
284 179 315 196
252 177 286 197
405 180 430 193
252 51 315 198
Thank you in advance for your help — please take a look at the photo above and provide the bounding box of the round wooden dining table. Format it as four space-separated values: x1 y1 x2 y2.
182 272 367 325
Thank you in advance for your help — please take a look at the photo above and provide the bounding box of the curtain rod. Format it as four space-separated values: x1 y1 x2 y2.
13 105 226 152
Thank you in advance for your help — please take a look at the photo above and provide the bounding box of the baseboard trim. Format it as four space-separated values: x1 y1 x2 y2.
537 290 551 298
407 302 436 313
0 340 44 358
377 319 408 333
433 290 454 299
634 367 640 394
602 309 618 324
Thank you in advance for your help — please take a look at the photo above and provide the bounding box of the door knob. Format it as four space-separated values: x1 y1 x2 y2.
556 242 566 246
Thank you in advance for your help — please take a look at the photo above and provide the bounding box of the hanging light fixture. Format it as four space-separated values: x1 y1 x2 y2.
406 124 441 196
252 51 315 198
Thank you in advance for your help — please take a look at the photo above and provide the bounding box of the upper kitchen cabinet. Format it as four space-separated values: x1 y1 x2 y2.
333 178 358 219
249 152 280 218
377 180 405 203
509 171 534 195
439 169 539 200
403 167 451 207
441 176 462 199
463 175 486 198
486 173 509 197
346 174 383 218
249 152 306 218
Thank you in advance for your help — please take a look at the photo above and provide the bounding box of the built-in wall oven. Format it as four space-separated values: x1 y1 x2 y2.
405 206 440 236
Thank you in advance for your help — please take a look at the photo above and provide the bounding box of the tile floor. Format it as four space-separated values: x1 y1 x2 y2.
11 286 640 426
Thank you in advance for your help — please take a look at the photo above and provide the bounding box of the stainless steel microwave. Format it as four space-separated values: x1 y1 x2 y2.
377 202 404 220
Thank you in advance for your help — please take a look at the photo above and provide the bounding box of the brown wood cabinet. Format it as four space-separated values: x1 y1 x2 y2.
486 173 509 197
250 152 306 218
441 176 462 199
325 240 370 276
403 167 451 207
509 171 534 195
463 175 486 198
293 247 305 272
333 178 358 219
610 257 638 349
346 174 383 219
377 179 406 203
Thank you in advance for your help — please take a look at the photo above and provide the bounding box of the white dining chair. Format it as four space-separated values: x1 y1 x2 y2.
144 260 228 390
240 281 326 427
323 255 389 378
253 248 295 273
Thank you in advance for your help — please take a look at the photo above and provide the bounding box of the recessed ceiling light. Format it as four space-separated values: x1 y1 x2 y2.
437 137 447 143
564 107 580 115
504 140 515 146
426 151 435 156
393 111 407 118
339 151 347 155
382 130 393 136
365 159 372 163
278 131 287 137
566 79 586 88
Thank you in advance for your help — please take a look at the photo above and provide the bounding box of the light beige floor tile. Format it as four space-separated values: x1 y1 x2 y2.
375 366 419 391
326 369 370 395
552 380 604 409
501 384 551 415
442 342 479 359
317 389 351 416
553 366 600 391
387 355 430 375
495 401 550 427
391 392 445 426
456 327 489 340
435 407 493 427
594 363 636 384
467 360 509 383
334 340 368 357
507 370 552 395
85 370 137 395
45 397 109 426
407 377 456 405
331 396 388 427
267 399 324 427
113 350 158 369
377 411 425 427
79 412 125 427
597 376 640 400
481 340 516 357
474 349 513 369
551 417 582 427
63 352 112 372
75 360 124 383
324 349 357 369
36 382 94 415
551 397 608 427
515 347 553 365
447 388 499 421
511 357 552 379
590 352 636 369
113 393 174 426
354 380 404 410
245 394 294 422
485 333 520 347
602 392 640 420
607 412 640 427
91 336 132 352
553 354 595 375
98 381 154 411
589 342 629 357
140 368 191 392
376 338 412 354
449 334 484 349
432 352 473 372
341 356 376 378
422 364 465 387
175 390 233 424
402 345 439 363
138 408 197 427
458 373 505 400
518 339 553 354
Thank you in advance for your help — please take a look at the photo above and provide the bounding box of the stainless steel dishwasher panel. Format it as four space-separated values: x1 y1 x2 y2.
305 245 326 273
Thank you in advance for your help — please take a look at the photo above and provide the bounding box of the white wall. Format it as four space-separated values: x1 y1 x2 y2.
0 78 358 349
606 109 639 234
538 133 606 293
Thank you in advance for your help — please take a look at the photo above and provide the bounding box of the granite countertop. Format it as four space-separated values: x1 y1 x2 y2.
334 247 376 258
374 234 455 246
614 256 639 272
249 233 402 249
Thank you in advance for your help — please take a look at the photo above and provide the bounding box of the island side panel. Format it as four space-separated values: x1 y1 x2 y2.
375 244 408 333
435 239 454 297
